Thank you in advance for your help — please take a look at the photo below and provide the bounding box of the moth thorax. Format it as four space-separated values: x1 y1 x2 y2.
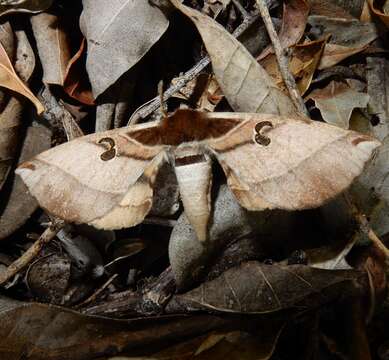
174 154 212 242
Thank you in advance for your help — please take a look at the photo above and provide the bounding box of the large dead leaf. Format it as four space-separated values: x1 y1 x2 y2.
0 0 52 17
307 81 369 128
170 0 296 115
0 295 230 360
257 0 310 60
366 57 389 141
30 12 71 86
307 16 378 69
80 0 169 98
170 262 362 314
0 29 36 191
0 40 43 114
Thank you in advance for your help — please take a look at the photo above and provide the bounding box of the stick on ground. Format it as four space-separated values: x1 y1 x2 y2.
0 220 65 286
255 0 309 116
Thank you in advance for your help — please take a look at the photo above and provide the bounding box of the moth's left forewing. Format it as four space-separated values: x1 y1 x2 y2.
205 113 381 211
16 124 168 230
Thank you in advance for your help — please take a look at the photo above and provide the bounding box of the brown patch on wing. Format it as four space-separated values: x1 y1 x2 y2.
18 162 36 171
128 109 240 146
352 136 373 146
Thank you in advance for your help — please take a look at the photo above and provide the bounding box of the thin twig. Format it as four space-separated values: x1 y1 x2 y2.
75 273 118 309
0 220 65 286
128 11 260 125
231 0 249 18
255 0 309 116
344 193 389 258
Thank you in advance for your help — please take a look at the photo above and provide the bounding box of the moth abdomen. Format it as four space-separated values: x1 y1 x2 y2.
174 153 213 242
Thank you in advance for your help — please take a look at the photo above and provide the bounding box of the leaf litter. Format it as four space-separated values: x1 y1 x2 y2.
0 0 388 359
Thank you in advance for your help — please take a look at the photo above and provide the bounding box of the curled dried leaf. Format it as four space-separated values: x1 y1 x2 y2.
0 41 43 114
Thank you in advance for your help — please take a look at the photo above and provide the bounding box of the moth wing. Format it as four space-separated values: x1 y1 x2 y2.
205 113 380 210
16 124 167 229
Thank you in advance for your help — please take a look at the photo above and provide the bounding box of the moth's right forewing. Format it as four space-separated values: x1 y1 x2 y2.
205 113 381 211
16 126 167 229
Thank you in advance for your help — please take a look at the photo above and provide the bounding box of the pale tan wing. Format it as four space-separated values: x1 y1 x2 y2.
205 113 380 210
16 123 167 229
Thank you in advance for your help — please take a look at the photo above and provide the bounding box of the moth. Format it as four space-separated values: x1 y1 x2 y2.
16 109 380 241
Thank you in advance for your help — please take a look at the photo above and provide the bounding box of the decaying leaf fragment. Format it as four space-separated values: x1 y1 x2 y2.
0 41 43 114
80 0 169 98
308 81 369 129
17 110 380 243
170 0 296 115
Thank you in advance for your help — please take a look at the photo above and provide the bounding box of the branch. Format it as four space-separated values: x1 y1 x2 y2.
255 0 309 116
0 220 65 286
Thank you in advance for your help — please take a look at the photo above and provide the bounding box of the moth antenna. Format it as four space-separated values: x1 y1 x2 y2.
158 80 168 120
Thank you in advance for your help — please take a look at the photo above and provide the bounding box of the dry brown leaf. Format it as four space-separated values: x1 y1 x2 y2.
63 38 94 105
17 110 379 243
319 43 369 70
0 125 51 240
171 262 362 313
0 295 228 360
80 0 169 98
257 0 310 60
0 29 36 191
170 0 296 115
368 0 389 27
261 38 326 95
307 81 369 128
0 0 52 17
0 41 43 114
30 12 71 86
307 15 378 69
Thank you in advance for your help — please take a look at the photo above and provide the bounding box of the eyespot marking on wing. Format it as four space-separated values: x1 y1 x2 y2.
98 137 116 161
254 121 273 146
